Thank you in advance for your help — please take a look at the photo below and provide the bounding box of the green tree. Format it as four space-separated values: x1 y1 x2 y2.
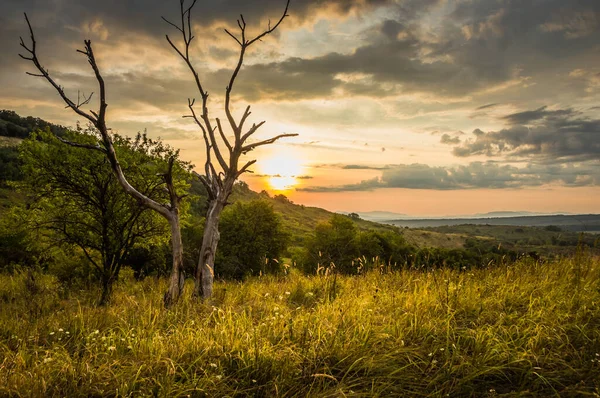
302 215 360 274
0 146 22 185
19 128 185 304
216 200 288 279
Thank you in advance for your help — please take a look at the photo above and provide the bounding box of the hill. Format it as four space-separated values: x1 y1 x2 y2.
0 109 69 139
229 184 401 245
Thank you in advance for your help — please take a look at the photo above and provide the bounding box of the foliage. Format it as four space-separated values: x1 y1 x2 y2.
0 146 22 185
216 200 289 279
299 215 414 274
17 128 189 303
0 255 599 396
0 208 45 272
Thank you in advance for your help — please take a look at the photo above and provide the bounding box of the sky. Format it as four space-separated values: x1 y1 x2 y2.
1 0 599 217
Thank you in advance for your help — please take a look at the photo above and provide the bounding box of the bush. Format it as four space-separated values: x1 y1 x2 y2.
216 200 288 279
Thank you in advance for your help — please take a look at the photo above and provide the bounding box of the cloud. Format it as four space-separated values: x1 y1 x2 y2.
341 164 391 170
500 106 575 125
476 103 500 110
440 134 461 145
452 106 600 161
298 161 600 192
541 9 600 39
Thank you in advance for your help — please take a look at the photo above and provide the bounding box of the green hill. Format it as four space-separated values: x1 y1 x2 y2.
229 184 402 244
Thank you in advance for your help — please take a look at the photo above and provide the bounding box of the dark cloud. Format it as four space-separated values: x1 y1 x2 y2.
500 106 576 125
4 0 600 107
453 106 600 161
341 164 390 170
3 0 393 40
196 0 600 101
440 134 461 145
476 103 500 110
298 161 600 191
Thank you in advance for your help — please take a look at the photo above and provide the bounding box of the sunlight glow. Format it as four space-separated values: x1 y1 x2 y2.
259 151 305 191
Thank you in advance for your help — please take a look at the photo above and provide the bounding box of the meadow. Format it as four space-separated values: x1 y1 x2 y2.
1 253 599 397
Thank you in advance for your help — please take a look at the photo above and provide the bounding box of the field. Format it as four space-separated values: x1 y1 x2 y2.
1 254 599 396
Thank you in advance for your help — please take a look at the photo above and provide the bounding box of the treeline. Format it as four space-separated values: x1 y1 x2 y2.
0 109 69 139
292 214 521 274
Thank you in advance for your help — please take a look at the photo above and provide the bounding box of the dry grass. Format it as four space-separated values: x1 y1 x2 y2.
1 254 599 397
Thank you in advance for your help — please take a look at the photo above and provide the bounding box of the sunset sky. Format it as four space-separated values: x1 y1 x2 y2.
1 0 599 216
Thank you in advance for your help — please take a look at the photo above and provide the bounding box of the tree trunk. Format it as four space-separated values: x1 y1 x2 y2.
99 274 114 306
194 199 225 299
164 213 185 307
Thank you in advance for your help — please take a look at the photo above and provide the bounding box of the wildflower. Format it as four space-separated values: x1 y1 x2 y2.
127 345 133 350
65 331 69 335
94 330 100 335
58 328 63 332
49 332 55 335
285 291 291 295
439 348 444 351
428 352 433 357
108 346 116 351
252 379 257 383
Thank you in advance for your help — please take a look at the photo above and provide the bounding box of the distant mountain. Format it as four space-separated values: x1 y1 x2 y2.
383 214 600 233
341 210 573 222
473 211 572 218
339 211 412 222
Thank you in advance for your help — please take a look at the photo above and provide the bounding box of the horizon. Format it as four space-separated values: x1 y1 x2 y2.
1 0 599 216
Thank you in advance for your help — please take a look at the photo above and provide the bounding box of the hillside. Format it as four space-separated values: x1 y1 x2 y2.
229 184 402 245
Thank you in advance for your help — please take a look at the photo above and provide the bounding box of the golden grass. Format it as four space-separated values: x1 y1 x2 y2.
1 254 599 396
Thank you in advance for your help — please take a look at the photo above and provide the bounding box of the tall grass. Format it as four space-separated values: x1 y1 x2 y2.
1 255 599 396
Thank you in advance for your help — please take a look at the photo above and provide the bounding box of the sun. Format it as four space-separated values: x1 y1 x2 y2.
259 151 305 191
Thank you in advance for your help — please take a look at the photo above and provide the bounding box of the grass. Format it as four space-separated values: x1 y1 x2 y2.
1 255 600 397
0 136 22 148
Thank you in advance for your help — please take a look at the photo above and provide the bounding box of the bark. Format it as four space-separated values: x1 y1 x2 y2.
99 274 114 306
194 199 226 299
164 213 185 307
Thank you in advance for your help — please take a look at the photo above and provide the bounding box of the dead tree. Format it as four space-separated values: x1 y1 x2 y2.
19 14 186 307
164 0 296 299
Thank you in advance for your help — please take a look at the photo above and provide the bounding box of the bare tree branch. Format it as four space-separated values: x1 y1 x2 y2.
242 133 299 154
